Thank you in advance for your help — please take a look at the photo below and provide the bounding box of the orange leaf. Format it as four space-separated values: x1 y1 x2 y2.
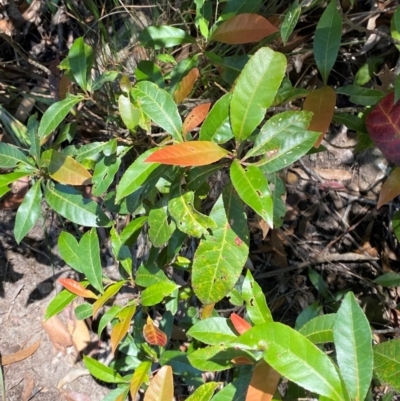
201 303 215 319
173 68 199 103
245 359 280 401
302 86 336 147
231 356 255 365
1 340 40 366
230 313 252 334
111 304 136 353
378 167 400 209
183 103 211 135
58 278 98 299
145 141 228 166
143 316 168 347
211 13 278 44
144 366 173 401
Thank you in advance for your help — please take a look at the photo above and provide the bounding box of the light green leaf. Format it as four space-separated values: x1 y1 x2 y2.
75 302 94 320
58 231 82 273
92 154 121 197
44 289 77 320
118 94 140 131
92 71 119 91
120 216 148 246
230 160 273 227
333 291 373 401
75 142 108 162
0 171 30 187
230 47 286 141
44 183 110 227
83 356 127 384
79 229 104 294
280 0 301 45
98 305 122 336
141 281 180 306
187 317 238 345
38 94 85 141
139 26 195 49
132 81 183 141
102 386 130 401
313 0 342 85
192 185 249 304
0 143 29 168
299 314 335 344
130 360 151 399
186 382 219 401
68 37 93 91
242 270 273 325
148 197 176 247
374 339 400 391
159 350 203 380
336 85 385 106
14 180 42 244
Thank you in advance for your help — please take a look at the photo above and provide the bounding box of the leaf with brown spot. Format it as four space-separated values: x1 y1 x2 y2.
1 340 40 366
183 103 211 135
302 86 336 147
111 304 136 353
230 313 252 334
143 316 168 347
245 359 280 401
378 167 400 208
144 365 173 401
211 14 278 44
58 278 98 299
173 68 199 103
366 92 400 165
145 141 228 166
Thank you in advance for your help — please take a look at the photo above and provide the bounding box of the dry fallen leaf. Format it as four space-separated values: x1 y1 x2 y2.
42 316 73 355
61 390 92 401
57 368 90 389
21 373 35 401
1 340 40 365
313 168 352 181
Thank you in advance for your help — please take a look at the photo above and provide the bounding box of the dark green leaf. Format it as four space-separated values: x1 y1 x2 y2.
92 154 121 197
58 231 82 273
98 305 122 336
135 60 164 88
374 339 400 391
120 216 148 246
168 56 199 95
332 113 366 132
210 372 252 401
336 85 385 106
374 272 400 287
280 0 301 45
68 37 93 91
92 71 119 91
0 143 29 168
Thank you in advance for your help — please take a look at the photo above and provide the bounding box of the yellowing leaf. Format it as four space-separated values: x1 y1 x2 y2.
245 359 280 401
201 303 215 319
130 360 151 399
211 13 278 44
144 365 173 401
143 316 168 347
378 167 400 208
145 141 228 166
302 86 336 147
92 281 125 316
110 304 136 353
58 278 98 299
183 103 211 135
173 68 199 103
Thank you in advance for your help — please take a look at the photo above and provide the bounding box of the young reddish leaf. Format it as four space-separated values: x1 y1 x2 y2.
302 86 336 147
245 359 280 401
183 103 211 135
377 167 400 209
110 304 136 353
230 313 252 334
144 365 173 401
145 141 228 166
211 13 278 44
173 68 199 104
58 278 98 299
366 92 400 165
143 316 168 347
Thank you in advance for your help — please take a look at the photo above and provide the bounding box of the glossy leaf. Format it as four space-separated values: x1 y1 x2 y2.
199 93 233 144
374 339 400 391
111 304 136 353
332 113 366 132
83 356 127 384
120 216 148 246
92 153 123 197
230 313 252 335
14 180 42 244
211 13 278 44
366 93 400 166
75 302 94 320
242 270 273 325
245 359 280 401
144 365 173 401
302 86 336 147
58 231 82 273
44 289 77 320
298 314 335 344
132 81 183 142
58 278 98 299
192 186 249 304
136 60 164 87
374 271 400 287
174 68 199 103
143 316 168 347
186 382 219 401
68 37 92 92
337 85 385 106
136 263 170 288
230 161 273 227
333 292 373 401
183 103 211 135
230 47 286 141
98 305 122 337
141 281 180 307
280 1 301 45
130 360 151 399
118 94 140 131
0 142 29 168
139 26 195 49
313 0 342 84
187 317 238 345
38 94 85 142
145 141 228 166
41 149 92 185
148 198 175 247
92 281 125 316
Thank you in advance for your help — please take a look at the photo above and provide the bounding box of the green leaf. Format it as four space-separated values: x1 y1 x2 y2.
79 229 104 294
0 143 29 168
298 314 335 344
186 382 219 401
120 216 148 246
38 94 85 141
141 281 180 306
187 317 238 345
44 183 110 227
135 60 164 88
44 289 77 320
230 161 273 227
222 0 263 15
313 0 342 85
118 94 140 131
159 350 203 383
0 171 30 187
98 305 122 336
27 115 40 160
332 113 366 132
280 0 301 45
102 386 130 401
336 85 385 106
68 37 92 91
168 56 199 96
83 356 127 384
110 227 132 277
75 302 94 320
92 71 119 91
230 47 286 141
148 197 176 247
14 180 42 244
136 263 170 287
130 360 151 399
374 339 400 391
58 231 82 273
192 185 249 304
374 272 400 287
395 74 400 104
394 6 400 33
92 154 122 197
242 270 273 325
199 93 234 144
75 142 109 162
132 81 183 142
210 372 252 401
139 25 195 49
270 174 286 228
333 291 373 401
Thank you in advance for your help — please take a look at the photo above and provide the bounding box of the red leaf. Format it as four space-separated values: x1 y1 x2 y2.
230 313 252 334
173 68 199 103
183 103 211 135
245 359 280 401
211 14 278 44
145 141 228 166
143 316 168 347
377 167 400 208
366 92 400 165
58 278 98 299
